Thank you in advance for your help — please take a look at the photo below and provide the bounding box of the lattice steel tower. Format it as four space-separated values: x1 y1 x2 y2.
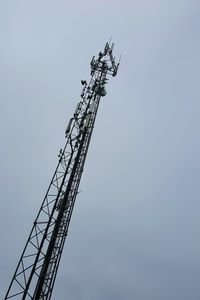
4 42 119 300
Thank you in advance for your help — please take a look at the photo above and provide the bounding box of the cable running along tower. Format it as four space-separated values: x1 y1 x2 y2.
5 42 119 300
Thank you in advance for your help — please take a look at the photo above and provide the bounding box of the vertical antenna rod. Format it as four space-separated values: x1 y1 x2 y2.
4 42 119 300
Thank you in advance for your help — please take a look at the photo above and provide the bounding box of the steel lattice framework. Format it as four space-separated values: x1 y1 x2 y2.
4 42 119 300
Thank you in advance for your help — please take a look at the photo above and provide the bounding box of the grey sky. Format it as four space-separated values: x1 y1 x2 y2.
0 0 200 299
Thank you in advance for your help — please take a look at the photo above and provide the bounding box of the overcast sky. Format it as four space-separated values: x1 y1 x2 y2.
0 1 200 299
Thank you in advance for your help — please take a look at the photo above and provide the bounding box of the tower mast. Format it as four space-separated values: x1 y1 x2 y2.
5 42 119 300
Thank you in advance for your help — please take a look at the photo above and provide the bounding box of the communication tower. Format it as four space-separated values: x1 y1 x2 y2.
4 42 119 300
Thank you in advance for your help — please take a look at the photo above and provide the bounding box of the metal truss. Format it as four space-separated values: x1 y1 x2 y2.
4 42 119 300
